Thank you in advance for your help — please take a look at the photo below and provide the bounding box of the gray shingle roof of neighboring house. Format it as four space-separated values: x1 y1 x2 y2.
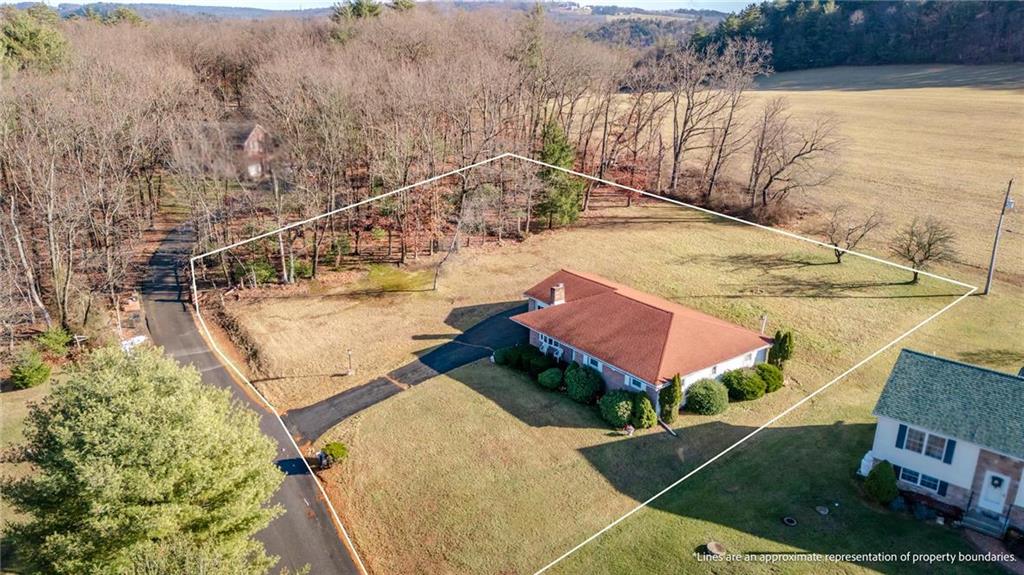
873 349 1024 460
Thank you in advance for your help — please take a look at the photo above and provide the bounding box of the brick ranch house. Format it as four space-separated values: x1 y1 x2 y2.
509 269 772 413
863 349 1024 537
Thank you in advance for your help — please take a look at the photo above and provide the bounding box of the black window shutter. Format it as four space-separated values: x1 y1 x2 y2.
895 424 907 449
938 481 948 497
943 439 956 464
893 465 902 479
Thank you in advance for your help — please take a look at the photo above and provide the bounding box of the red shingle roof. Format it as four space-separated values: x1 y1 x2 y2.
510 269 771 385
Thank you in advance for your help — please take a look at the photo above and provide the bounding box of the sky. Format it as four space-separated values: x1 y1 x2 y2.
16 0 752 13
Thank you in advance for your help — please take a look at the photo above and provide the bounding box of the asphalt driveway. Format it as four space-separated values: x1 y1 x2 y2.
282 304 528 445
142 224 360 575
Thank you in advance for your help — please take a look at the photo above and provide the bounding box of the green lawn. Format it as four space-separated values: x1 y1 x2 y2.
290 200 1018 575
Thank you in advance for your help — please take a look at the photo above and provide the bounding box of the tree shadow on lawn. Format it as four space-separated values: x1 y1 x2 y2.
682 252 965 300
577 419 991 575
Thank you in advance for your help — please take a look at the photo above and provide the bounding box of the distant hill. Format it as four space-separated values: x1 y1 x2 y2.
12 2 333 19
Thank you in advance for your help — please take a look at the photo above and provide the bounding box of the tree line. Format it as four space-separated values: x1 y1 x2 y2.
697 0 1024 71
1 2 848 349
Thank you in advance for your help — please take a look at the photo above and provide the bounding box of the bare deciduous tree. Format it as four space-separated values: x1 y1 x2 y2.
822 205 884 263
889 217 957 283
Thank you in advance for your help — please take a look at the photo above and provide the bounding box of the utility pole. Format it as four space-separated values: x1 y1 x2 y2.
983 179 1015 296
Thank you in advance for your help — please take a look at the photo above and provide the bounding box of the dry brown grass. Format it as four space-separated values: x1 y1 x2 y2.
731 65 1024 283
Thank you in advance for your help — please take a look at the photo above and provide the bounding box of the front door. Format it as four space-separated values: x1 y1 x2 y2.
978 471 1010 515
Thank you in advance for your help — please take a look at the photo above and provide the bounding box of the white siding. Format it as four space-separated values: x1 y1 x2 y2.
871 416 980 490
679 346 770 392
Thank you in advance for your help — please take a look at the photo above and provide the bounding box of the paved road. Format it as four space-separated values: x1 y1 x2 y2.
284 305 528 444
142 224 361 575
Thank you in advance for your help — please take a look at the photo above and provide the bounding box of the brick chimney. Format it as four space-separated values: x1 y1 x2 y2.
550 283 565 305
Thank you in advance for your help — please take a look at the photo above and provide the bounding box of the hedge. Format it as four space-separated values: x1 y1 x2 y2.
631 394 657 429
565 363 602 404
492 345 520 366
685 379 728 415
537 367 563 390
756 363 784 393
10 350 51 390
599 390 634 428
721 368 767 401
528 354 556 377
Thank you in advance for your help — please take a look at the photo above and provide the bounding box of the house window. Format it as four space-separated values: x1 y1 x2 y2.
919 474 940 491
585 355 602 371
924 435 947 460
900 467 940 493
904 428 926 453
900 468 919 484
711 365 718 376
538 333 557 347
627 376 645 391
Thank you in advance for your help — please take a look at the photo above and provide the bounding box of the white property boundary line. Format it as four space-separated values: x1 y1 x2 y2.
188 152 977 575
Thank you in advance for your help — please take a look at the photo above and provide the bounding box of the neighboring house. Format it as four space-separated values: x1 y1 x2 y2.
509 269 772 412
226 122 271 179
864 349 1024 537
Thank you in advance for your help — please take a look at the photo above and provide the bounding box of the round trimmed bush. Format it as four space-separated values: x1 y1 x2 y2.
538 367 563 390
685 379 728 415
10 350 51 390
721 369 767 401
565 363 602 404
599 390 634 428
865 460 898 505
756 363 784 393
631 394 657 429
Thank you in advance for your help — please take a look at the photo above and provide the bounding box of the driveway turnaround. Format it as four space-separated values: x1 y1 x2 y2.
142 224 361 575
283 305 528 445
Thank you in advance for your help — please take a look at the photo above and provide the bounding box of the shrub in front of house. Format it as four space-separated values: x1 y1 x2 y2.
36 326 73 358
10 350 51 390
721 368 767 401
599 390 634 428
631 394 657 429
538 367 563 390
756 363 784 393
685 379 729 415
565 363 602 404
864 460 899 505
659 374 683 423
492 345 518 366
528 354 556 377
515 345 544 372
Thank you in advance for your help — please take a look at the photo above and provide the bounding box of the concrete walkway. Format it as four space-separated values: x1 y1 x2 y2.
283 305 528 445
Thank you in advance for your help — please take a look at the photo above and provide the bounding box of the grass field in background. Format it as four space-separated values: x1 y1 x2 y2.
749 64 1024 283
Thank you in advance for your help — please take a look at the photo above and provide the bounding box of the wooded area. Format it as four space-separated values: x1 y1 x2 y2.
699 1 1024 71
2 1 842 354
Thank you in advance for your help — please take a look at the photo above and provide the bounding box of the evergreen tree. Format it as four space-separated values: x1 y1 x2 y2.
3 346 284 574
536 121 584 229
659 373 683 423
0 5 68 73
